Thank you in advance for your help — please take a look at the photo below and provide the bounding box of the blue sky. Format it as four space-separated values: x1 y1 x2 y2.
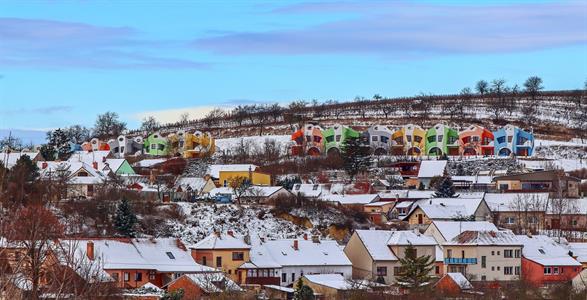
0 0 586 143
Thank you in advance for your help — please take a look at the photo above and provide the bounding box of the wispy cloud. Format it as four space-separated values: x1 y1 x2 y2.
194 1 587 56
0 105 73 116
0 18 209 69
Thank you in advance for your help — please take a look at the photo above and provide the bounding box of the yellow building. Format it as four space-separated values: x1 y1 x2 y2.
190 231 251 284
391 124 426 156
207 164 271 187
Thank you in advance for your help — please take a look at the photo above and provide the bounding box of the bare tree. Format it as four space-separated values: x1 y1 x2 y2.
524 76 544 100
140 116 160 133
179 112 190 124
203 108 226 128
475 80 489 95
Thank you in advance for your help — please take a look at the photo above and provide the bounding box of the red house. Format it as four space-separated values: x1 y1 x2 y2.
434 272 474 296
517 235 582 286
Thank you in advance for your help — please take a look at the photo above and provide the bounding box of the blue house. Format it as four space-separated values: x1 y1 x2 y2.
493 124 534 156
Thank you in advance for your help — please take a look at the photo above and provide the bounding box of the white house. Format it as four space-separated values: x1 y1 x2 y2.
424 221 498 243
417 160 448 189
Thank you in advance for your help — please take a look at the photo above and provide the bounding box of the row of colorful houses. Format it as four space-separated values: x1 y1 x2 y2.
291 123 534 157
70 130 216 158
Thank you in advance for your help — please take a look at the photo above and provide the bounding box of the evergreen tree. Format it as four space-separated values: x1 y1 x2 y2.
47 128 73 161
293 278 315 300
114 198 138 237
395 244 435 290
341 136 371 182
161 289 184 300
433 176 458 198
39 144 57 161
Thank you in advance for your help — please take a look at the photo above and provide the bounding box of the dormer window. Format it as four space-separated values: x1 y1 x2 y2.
166 252 175 259
538 249 545 255
312 184 318 191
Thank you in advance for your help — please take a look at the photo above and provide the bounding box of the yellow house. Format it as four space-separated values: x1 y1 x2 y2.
391 124 426 156
190 231 251 284
207 164 271 187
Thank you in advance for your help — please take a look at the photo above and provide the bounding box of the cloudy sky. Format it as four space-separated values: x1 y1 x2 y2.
0 0 586 143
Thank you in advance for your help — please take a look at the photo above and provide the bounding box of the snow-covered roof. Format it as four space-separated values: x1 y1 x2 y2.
292 183 326 198
39 161 107 185
353 230 437 261
446 273 473 290
60 238 213 273
175 177 210 192
264 285 295 293
378 190 409 199
451 176 493 184
178 273 243 293
431 221 498 242
364 201 395 207
68 151 110 164
303 274 366 290
407 190 436 199
407 197 485 220
444 230 522 246
394 200 414 209
484 193 550 212
206 164 259 178
255 239 352 267
192 233 251 250
208 186 288 198
417 160 447 178
517 235 581 266
320 194 379 205
546 198 587 215
0 152 38 169
568 243 587 263
134 158 166 168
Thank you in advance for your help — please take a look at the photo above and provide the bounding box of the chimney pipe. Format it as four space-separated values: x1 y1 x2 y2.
87 241 95 260
92 161 98 170
293 240 299 250
42 162 48 169
303 234 308 240
227 230 234 237
102 156 107 163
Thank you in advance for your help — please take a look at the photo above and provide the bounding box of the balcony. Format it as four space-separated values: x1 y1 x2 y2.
444 258 477 264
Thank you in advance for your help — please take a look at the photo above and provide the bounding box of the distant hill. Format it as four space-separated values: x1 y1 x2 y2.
131 89 586 141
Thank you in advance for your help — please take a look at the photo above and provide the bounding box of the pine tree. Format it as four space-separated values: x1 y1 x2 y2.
47 128 73 161
395 244 435 290
293 278 315 300
114 198 138 237
433 176 457 198
341 136 371 182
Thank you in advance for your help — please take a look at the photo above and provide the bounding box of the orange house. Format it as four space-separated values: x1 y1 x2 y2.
166 273 243 299
459 125 494 156
434 272 473 296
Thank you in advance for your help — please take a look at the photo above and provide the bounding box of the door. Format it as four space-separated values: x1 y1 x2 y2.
418 214 423 224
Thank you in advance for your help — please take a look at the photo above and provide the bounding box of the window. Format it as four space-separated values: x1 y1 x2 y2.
77 171 89 177
491 251 495 256
166 252 175 259
216 256 222 268
406 135 412 142
335 135 341 142
291 273 295 281
538 249 545 254
553 267 559 274
471 136 480 142
507 136 513 143
437 135 443 142
481 256 486 268
135 272 143 281
223 180 227 187
571 219 578 226
427 136 436 143
282 273 287 283
381 136 389 144
527 216 538 224
461 250 465 259
447 249 452 258
312 184 318 191
405 247 417 258
149 271 156 280
313 136 321 143
515 249 521 258
497 137 506 144
504 267 513 275
515 266 521 275
376 267 387 276
394 267 405 275
150 143 157 150
372 136 379 142
414 136 422 143
248 270 255 278
232 252 244 261
435 266 440 274
326 136 334 143
497 266 500 271
497 251 501 256
544 267 552 275
505 217 516 224
157 144 165 151
499 184 509 190
481 275 487 281
504 250 513 258
202 256 207 266
124 272 130 282
491 266 495 271
228 270 232 275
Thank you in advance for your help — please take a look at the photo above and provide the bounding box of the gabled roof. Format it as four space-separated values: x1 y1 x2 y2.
134 158 167 168
192 233 251 250
517 235 581 266
174 177 210 192
444 230 522 246
206 164 259 178
406 197 485 220
302 274 377 290
170 273 243 293
320 194 379 205
430 221 498 242
67 151 110 164
493 170 579 182
39 161 107 185
253 239 352 267
484 193 549 212
60 238 212 273
208 186 289 198
353 230 437 261
568 243 587 264
417 160 447 178
292 183 326 198
0 151 39 169
446 273 473 290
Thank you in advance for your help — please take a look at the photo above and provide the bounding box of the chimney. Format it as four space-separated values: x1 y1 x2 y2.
87 241 94 260
303 234 308 240
92 161 98 170
260 237 265 243
227 230 234 237
293 240 299 250
312 235 320 244
248 166 253 183
102 156 107 163
42 162 48 169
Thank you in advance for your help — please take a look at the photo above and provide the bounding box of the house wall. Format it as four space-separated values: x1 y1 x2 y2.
443 245 522 282
407 207 432 225
116 161 136 175
167 276 205 300
434 275 462 296
344 233 375 279
423 223 446 243
521 257 582 286
301 278 338 299
219 170 271 186
105 269 162 288
494 211 546 233
279 265 352 287
191 249 249 283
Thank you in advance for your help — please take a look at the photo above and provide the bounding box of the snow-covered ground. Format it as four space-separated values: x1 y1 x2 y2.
168 202 310 246
214 135 291 156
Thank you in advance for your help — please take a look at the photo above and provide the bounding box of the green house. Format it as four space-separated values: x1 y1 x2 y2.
144 132 169 156
322 124 360 156
425 124 460 156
